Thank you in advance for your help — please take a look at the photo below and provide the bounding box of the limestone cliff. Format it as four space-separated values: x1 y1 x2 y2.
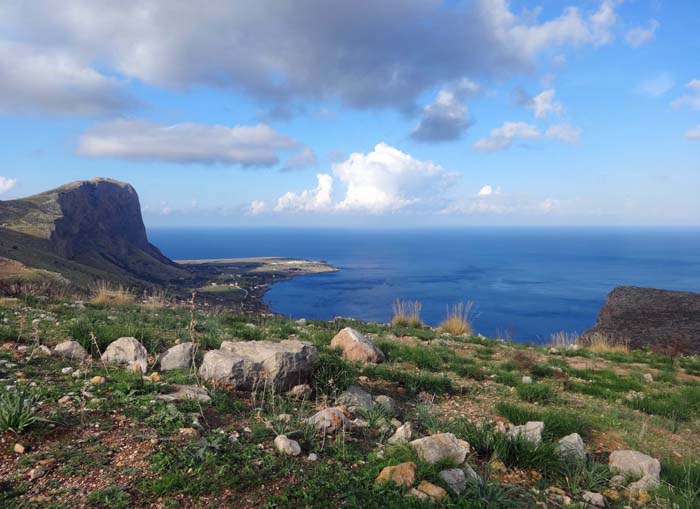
0 178 192 286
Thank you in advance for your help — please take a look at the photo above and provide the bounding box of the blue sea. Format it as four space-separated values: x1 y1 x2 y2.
149 228 700 343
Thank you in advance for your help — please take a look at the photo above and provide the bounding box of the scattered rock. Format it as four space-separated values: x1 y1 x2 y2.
102 337 148 374
410 433 470 465
375 462 416 487
53 340 89 361
507 421 544 445
89 375 106 384
35 345 51 356
28 467 45 480
156 384 211 403
387 422 412 445
58 395 72 405
373 394 399 417
199 340 318 391
61 367 73 375
330 327 385 363
14 443 25 454
580 490 606 508
178 427 199 438
439 468 466 495
557 433 586 462
305 407 351 434
307 453 318 461
643 373 654 384
408 481 447 501
155 342 195 371
274 435 302 456
336 385 373 413
546 486 572 506
609 450 660 490
463 465 481 485
521 375 533 384
287 383 312 399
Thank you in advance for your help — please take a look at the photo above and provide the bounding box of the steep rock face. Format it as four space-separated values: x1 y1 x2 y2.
582 286 700 354
0 177 191 284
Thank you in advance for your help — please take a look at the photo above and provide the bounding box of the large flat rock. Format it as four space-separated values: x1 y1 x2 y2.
199 339 318 390
582 286 700 354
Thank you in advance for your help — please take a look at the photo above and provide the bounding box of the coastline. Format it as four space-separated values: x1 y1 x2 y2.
177 256 337 314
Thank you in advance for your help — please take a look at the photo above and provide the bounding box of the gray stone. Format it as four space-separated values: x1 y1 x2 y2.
507 421 544 445
439 468 466 495
374 394 400 417
521 375 533 384
274 435 301 456
305 407 352 434
580 491 605 508
199 340 318 391
330 327 385 363
643 373 654 383
53 340 89 361
387 422 412 445
557 433 586 462
336 385 373 413
410 433 470 465
156 342 195 371
287 383 312 399
609 450 660 490
463 465 481 485
102 337 148 373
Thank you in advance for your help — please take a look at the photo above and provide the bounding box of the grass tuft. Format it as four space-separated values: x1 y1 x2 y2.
90 281 135 307
390 299 423 328
439 301 473 336
0 387 37 433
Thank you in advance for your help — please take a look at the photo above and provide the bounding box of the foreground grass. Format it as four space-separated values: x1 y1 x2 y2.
0 296 699 507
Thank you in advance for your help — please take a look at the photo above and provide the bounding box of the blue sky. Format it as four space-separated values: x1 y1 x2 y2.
0 0 698 227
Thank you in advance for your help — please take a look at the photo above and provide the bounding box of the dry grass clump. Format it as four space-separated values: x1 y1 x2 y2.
584 332 630 354
391 299 423 328
143 288 170 309
549 331 579 349
439 301 473 336
90 281 135 307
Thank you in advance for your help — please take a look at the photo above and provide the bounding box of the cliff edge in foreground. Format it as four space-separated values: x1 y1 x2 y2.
581 286 700 354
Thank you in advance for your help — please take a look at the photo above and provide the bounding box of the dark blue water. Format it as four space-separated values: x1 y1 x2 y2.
149 228 700 342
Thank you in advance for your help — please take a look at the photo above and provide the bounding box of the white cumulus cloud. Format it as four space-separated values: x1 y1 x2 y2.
473 122 541 152
334 143 456 213
672 79 700 111
625 19 659 48
247 200 268 216
0 177 17 194
530 89 564 119
77 119 299 166
274 174 333 212
546 124 582 144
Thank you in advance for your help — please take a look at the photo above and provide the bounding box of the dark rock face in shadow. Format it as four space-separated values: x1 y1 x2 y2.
0 177 192 285
582 286 700 355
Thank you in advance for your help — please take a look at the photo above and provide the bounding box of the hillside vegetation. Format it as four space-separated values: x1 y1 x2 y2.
1 294 700 508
